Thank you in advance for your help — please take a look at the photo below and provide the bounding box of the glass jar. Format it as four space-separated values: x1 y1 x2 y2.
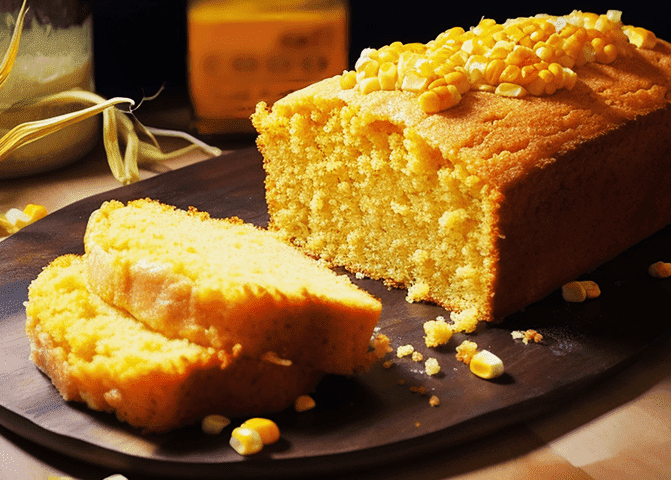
187 0 349 135
0 0 97 178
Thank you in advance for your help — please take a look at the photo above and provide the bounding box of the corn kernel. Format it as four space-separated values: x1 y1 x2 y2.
580 280 601 299
418 90 442 114
294 394 316 412
562 281 587 302
444 71 470 94
378 62 398 90
240 418 280 445
24 204 48 222
499 64 521 83
648 261 671 279
469 350 504 379
339 70 357 89
230 427 264 455
484 59 506 84
429 395 440 407
359 76 381 94
411 351 424 362
495 82 528 98
201 414 231 435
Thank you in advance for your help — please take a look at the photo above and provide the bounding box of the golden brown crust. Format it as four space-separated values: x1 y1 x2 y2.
254 37 671 323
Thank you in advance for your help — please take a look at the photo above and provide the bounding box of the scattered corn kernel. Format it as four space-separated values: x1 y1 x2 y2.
201 414 231 435
411 351 424 362
397 344 415 358
648 261 671 279
425 357 441 376
342 11 655 113
429 395 440 407
562 281 587 302
580 280 601 299
103 475 129 480
240 418 280 445
294 394 316 412
1 204 48 236
423 317 453 347
230 427 264 455
456 340 478 365
469 350 505 379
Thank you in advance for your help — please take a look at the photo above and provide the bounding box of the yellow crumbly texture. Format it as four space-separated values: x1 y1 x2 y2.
254 87 493 331
84 199 382 375
253 12 671 327
25 255 321 433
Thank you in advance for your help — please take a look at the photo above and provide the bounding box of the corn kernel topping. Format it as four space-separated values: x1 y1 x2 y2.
342 11 656 113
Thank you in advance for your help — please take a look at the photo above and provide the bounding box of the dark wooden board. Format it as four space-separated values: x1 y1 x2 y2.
1 148 670 478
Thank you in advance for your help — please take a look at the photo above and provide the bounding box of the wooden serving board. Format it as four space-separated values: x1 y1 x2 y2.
1 148 670 478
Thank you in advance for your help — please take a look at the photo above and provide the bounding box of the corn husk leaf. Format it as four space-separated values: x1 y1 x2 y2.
0 0 28 90
0 97 135 163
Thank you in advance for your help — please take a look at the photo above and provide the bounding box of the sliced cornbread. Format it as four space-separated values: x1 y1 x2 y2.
83 199 381 375
252 11 671 329
25 255 321 433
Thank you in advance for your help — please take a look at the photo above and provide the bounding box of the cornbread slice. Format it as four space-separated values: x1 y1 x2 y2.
252 12 671 329
25 255 320 433
83 199 381 375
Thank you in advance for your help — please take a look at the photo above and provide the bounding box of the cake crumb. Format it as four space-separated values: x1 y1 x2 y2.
423 317 454 347
396 344 414 358
450 307 480 333
429 395 440 407
425 357 441 375
410 385 427 395
512 329 543 344
369 333 393 360
383 360 393 369
456 340 478 365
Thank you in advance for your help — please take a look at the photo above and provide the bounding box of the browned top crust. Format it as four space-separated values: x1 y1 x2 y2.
273 39 671 190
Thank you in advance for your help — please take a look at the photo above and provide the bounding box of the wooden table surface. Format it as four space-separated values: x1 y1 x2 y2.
1 126 670 480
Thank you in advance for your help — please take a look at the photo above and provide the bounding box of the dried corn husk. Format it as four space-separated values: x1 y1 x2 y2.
0 0 222 185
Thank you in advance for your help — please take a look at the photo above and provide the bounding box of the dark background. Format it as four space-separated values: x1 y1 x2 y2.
80 1 671 102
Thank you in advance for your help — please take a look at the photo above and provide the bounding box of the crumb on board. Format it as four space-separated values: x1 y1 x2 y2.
425 357 441 375
455 340 478 365
423 316 454 348
512 329 543 344
397 344 414 358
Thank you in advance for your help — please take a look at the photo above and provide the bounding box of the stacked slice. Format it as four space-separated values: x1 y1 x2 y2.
25 199 382 433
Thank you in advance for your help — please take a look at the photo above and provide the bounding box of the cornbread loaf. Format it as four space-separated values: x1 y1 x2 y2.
83 199 382 375
252 11 671 330
25 255 321 433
